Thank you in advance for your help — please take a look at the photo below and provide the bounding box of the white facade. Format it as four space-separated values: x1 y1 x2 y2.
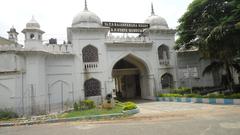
0 3 220 115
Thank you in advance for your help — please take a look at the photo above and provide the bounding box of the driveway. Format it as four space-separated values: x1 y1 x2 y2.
1 101 240 135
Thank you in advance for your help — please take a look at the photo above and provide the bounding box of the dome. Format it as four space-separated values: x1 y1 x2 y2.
72 1 101 27
26 16 40 29
72 10 101 27
144 15 168 29
8 26 18 33
144 3 168 29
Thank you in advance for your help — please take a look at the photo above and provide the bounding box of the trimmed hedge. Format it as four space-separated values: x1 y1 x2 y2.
123 102 137 111
159 93 240 99
159 93 182 97
171 87 192 94
116 101 137 111
73 100 96 111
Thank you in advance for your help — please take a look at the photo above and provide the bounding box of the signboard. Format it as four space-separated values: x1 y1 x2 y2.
181 67 198 78
102 22 150 33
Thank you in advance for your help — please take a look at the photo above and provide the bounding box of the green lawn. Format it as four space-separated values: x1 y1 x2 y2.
59 105 123 118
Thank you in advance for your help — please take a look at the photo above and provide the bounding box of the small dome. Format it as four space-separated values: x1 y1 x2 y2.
8 26 18 33
144 3 168 29
26 16 40 29
72 10 101 27
144 15 168 29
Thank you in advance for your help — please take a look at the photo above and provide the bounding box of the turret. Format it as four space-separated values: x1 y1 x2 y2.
22 16 45 49
7 26 19 43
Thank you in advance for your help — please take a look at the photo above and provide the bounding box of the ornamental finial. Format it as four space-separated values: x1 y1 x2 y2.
84 0 88 11
151 2 155 15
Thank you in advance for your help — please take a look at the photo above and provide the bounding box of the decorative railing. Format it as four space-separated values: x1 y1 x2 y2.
83 62 99 72
44 44 73 54
159 59 170 65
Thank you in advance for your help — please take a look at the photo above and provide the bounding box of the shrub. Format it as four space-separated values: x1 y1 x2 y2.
208 94 225 98
123 102 135 106
159 93 182 97
73 102 79 111
0 109 18 120
172 87 192 94
228 93 240 99
184 94 201 98
158 93 240 99
123 103 137 111
79 100 95 110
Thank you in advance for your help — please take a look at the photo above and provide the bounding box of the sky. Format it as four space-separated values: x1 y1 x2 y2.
0 0 193 44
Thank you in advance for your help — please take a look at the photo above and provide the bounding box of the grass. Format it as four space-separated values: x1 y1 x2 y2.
59 104 123 118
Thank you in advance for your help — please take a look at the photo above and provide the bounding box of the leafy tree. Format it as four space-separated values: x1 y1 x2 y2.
176 0 240 89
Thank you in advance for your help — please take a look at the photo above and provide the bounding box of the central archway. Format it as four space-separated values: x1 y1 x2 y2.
111 54 151 99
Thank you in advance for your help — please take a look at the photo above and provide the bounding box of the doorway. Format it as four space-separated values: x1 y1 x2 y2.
112 54 149 99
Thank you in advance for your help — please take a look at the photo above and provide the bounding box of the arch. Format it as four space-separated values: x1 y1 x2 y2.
110 53 152 76
161 73 173 89
82 45 98 62
111 53 153 99
158 44 169 60
84 78 101 97
49 80 69 89
48 80 71 112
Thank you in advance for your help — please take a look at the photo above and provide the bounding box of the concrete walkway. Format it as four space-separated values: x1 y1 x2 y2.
132 100 240 120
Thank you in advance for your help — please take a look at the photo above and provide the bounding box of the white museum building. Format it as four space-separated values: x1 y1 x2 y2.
0 2 228 115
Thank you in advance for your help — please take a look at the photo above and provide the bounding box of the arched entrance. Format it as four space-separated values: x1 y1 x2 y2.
112 54 150 99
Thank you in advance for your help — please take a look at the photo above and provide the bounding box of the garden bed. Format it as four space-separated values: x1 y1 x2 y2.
59 105 123 118
0 100 139 127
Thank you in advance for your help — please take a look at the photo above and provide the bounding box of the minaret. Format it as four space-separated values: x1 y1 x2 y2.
22 16 46 114
7 26 18 43
22 16 45 49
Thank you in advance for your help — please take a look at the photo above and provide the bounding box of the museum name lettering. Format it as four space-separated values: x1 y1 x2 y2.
109 28 144 33
102 22 150 29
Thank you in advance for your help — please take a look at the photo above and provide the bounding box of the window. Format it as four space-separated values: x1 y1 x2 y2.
30 33 35 39
82 45 98 62
158 45 169 60
84 78 101 97
161 73 173 89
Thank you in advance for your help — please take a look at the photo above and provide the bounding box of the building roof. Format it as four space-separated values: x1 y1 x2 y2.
0 36 16 45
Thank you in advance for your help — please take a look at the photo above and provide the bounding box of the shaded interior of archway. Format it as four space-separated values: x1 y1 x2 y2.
112 55 148 100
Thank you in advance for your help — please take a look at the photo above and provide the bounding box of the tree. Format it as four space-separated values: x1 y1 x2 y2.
176 0 240 89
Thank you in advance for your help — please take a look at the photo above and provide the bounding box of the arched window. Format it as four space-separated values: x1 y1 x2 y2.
30 33 35 39
158 45 169 60
161 73 173 89
82 45 98 62
84 78 101 97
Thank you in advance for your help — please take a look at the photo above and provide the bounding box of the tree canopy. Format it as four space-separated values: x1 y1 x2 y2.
176 0 240 88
